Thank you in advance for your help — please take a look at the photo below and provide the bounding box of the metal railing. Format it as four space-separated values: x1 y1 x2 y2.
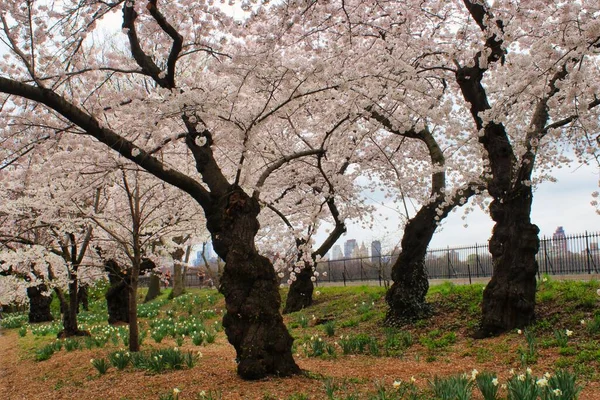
139 231 600 288
313 231 600 285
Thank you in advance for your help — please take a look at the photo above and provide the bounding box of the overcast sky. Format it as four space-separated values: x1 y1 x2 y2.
322 163 600 253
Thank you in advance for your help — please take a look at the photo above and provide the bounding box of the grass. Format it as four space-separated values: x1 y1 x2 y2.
2 277 599 399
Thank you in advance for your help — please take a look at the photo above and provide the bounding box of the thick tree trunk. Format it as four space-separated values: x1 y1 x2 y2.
105 260 130 325
144 273 161 302
385 204 438 325
283 263 314 314
476 188 539 337
26 284 53 323
210 187 300 380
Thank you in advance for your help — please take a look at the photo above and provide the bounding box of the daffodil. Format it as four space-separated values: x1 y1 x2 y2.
393 380 401 388
536 378 548 387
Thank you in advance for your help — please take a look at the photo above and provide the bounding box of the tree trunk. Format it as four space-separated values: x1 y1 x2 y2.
144 273 162 302
283 263 314 314
385 204 438 325
476 187 539 337
26 284 53 323
77 284 89 312
56 282 89 338
105 260 130 325
210 187 300 380
128 272 140 352
170 260 185 298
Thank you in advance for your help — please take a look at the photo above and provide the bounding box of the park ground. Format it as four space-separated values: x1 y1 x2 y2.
1 278 600 399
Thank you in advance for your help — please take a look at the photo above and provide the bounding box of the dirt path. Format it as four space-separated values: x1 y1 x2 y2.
0 329 18 397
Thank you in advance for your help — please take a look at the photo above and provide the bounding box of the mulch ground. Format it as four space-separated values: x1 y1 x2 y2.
1 327 600 400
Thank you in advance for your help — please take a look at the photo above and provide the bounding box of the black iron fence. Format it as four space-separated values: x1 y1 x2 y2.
140 232 600 288
314 231 600 286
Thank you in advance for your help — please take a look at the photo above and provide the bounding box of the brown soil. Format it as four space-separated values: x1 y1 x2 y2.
1 326 600 400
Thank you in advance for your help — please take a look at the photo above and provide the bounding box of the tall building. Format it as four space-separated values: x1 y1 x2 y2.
371 240 382 263
358 242 368 258
331 245 343 260
344 239 357 259
553 226 568 254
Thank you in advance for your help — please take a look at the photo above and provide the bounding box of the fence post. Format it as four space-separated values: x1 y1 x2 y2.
585 231 592 274
360 258 364 282
328 260 332 283
343 260 347 287
542 237 549 275
446 246 451 279
466 262 471 284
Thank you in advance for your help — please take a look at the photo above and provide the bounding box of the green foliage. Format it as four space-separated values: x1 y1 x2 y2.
296 313 309 328
323 378 340 399
64 338 81 351
196 390 222 400
586 315 600 335
542 370 582 400
34 344 56 361
323 320 336 337
303 334 335 358
337 333 378 355
553 329 572 348
474 372 499 400
90 358 110 375
18 325 27 337
419 330 456 351
108 350 131 370
518 329 538 366
506 370 540 400
429 374 473 400
0 313 28 329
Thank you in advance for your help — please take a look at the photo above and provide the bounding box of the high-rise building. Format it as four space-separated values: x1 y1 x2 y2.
331 245 343 260
358 242 368 258
344 239 357 259
371 240 382 263
553 226 568 254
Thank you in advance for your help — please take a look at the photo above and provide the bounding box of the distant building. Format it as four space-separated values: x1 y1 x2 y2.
371 240 382 263
553 226 568 254
344 239 357 259
357 242 368 258
331 245 343 260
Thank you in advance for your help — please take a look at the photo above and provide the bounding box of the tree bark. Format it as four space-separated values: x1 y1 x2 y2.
77 284 89 312
170 253 185 299
476 192 539 336
26 284 53 323
105 259 130 325
144 272 162 302
283 263 314 314
128 270 140 352
385 204 438 325
210 187 300 379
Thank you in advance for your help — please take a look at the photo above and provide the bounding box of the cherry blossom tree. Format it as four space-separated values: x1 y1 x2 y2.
0 0 342 378
258 119 362 313
252 0 599 332
90 165 202 351
0 161 100 336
